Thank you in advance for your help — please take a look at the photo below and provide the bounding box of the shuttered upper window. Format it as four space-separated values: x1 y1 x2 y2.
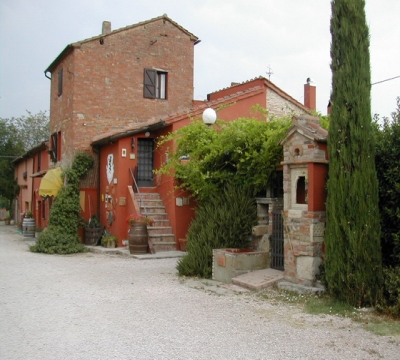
143 68 167 99
58 68 63 97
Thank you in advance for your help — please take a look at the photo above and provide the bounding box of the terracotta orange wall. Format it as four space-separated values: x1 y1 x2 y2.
98 138 135 246
155 122 196 245
308 162 328 211
217 93 267 121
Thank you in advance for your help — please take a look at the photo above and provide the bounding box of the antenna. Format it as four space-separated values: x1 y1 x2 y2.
266 65 274 80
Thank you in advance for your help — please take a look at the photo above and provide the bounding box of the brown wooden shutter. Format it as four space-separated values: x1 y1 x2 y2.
143 68 156 98
58 68 63 96
49 132 57 162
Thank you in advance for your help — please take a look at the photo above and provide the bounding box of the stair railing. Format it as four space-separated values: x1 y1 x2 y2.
129 167 148 216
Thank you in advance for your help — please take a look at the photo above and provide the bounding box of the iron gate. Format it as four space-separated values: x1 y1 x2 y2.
270 210 284 270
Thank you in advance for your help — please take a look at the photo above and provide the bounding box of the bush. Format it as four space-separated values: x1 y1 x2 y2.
30 226 86 254
376 266 400 318
177 183 258 278
31 152 93 254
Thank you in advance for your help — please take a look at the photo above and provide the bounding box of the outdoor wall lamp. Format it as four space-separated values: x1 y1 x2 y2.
202 108 217 126
131 138 135 150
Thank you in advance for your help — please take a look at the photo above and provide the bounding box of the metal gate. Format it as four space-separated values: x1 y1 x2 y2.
137 139 154 187
270 210 284 270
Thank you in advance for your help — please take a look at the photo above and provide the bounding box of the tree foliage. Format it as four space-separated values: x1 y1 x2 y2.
325 0 382 307
0 119 24 210
375 97 400 266
156 114 291 200
31 152 94 254
4 110 50 151
177 183 258 278
0 111 49 211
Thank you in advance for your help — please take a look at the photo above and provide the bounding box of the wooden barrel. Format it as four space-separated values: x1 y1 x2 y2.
128 223 149 254
22 218 35 237
85 227 103 245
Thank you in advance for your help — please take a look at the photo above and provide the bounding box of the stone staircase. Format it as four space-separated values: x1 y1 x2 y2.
138 192 176 252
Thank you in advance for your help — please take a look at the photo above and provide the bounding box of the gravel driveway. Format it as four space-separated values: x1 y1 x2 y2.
0 224 399 360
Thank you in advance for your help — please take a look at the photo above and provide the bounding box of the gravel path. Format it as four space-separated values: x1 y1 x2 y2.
0 224 399 360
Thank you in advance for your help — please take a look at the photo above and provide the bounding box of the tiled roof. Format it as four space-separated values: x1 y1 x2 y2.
208 76 309 112
281 115 328 145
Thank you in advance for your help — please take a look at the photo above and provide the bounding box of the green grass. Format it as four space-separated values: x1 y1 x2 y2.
258 287 400 337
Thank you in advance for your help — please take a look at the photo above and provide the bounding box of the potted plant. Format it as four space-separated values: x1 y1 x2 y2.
126 214 154 254
126 214 154 226
84 215 104 246
101 235 118 248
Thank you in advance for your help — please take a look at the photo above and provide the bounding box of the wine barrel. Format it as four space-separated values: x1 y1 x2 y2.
22 218 35 237
128 223 149 254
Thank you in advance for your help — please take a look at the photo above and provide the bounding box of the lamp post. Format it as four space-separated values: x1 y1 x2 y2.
202 108 217 126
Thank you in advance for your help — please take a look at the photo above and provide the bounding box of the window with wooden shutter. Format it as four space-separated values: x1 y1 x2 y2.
143 68 167 99
49 132 58 163
58 68 63 97
144 69 156 98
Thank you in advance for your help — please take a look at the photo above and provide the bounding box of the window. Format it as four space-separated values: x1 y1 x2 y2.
49 131 61 163
58 68 63 96
143 68 167 99
296 176 307 204
37 151 41 172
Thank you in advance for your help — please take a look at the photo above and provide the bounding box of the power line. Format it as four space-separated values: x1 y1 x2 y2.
372 75 400 86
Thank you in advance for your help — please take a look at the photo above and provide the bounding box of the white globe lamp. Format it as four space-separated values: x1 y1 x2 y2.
202 108 217 126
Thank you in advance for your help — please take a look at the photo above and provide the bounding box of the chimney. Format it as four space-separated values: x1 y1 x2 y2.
304 78 316 111
102 21 111 35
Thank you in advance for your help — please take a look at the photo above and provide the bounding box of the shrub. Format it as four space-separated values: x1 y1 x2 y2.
177 183 258 278
31 152 93 254
376 266 400 318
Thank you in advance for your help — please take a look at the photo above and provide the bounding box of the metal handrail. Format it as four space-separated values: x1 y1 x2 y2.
129 167 148 216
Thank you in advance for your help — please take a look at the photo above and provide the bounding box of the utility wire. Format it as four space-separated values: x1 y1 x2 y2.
372 75 400 86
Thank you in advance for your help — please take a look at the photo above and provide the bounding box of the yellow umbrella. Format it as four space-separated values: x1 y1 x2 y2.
39 167 64 197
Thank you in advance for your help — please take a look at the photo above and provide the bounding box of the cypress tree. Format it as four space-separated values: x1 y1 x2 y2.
325 0 382 307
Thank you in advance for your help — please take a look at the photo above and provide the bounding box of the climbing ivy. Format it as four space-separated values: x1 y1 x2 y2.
156 113 291 201
31 152 94 254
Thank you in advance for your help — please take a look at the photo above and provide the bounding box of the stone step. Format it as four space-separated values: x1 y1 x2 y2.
139 199 165 207
147 226 173 235
146 213 169 221
149 234 175 243
140 206 167 214
138 193 161 200
152 219 170 227
153 242 177 252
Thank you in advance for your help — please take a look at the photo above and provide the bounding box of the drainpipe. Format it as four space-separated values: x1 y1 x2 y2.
44 71 51 80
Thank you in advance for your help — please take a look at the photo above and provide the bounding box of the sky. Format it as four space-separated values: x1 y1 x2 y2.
0 0 399 120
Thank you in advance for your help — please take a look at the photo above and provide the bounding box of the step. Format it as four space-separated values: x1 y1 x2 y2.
147 226 173 235
152 219 170 227
139 199 165 207
152 242 177 252
145 213 169 221
137 193 161 200
149 234 175 243
140 205 167 214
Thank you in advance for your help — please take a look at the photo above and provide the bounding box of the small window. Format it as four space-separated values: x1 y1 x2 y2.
58 68 63 97
49 131 61 163
296 176 307 204
37 151 42 172
143 68 167 99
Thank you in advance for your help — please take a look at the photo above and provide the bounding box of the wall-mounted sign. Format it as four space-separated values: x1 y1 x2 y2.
106 154 114 184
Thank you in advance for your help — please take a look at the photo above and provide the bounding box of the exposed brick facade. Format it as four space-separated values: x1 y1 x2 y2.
46 15 198 166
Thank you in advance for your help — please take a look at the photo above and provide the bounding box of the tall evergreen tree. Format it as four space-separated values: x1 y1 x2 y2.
325 0 382 306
